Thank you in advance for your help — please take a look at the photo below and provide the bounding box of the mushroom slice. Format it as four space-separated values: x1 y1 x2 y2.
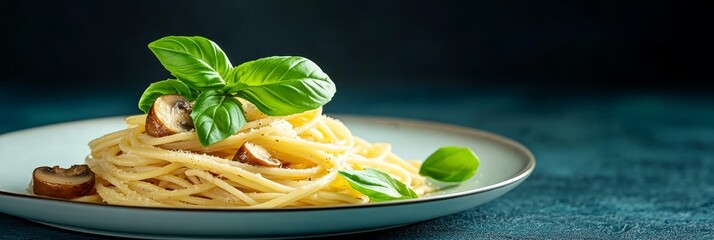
32 165 95 199
233 142 281 167
145 94 194 137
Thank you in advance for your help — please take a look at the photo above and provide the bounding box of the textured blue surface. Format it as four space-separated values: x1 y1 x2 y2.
0 86 712 239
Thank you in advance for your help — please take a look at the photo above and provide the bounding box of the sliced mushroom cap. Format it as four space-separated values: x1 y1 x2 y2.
145 94 194 137
32 165 95 199
233 142 281 167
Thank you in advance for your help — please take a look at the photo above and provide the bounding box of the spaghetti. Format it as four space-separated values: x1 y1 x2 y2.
84 103 429 208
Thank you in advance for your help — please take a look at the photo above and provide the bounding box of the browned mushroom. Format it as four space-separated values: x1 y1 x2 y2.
145 94 194 137
233 142 281 167
32 165 95 199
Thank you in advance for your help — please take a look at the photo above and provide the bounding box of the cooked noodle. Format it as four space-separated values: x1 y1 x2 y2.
84 103 429 208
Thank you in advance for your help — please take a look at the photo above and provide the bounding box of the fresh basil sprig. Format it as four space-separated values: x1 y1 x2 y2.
138 36 336 146
419 146 479 182
338 146 479 202
338 168 419 202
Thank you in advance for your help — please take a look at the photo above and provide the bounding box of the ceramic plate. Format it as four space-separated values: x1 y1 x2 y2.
0 115 535 239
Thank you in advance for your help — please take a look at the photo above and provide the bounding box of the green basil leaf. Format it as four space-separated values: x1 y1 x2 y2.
190 90 246 146
419 146 479 182
226 56 336 116
137 79 197 113
148 36 232 89
338 168 418 202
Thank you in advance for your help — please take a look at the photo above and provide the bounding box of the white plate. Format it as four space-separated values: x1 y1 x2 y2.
0 115 535 239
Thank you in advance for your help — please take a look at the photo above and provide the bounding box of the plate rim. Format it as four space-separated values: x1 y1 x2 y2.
0 114 535 212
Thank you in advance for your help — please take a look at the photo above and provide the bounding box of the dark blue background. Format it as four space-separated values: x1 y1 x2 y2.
1 0 711 132
0 1 712 239
1 1 712 95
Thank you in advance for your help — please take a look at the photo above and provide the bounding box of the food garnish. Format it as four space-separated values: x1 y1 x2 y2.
339 146 479 200
338 168 419 201
419 146 480 182
138 36 336 146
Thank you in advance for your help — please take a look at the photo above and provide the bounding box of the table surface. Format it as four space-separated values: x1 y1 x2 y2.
0 86 712 239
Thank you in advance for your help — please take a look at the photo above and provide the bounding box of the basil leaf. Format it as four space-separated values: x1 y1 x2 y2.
338 168 418 202
148 36 232 89
190 90 246 146
226 56 336 116
137 79 197 113
419 146 479 182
